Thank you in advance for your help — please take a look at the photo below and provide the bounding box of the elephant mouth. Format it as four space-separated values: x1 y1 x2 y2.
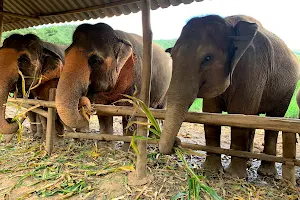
78 96 93 121
198 83 228 98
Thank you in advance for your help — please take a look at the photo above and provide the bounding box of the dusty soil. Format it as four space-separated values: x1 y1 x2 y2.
0 106 300 199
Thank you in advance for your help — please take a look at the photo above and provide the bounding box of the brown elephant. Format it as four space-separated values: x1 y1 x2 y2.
0 34 67 138
158 15 300 179
56 23 172 148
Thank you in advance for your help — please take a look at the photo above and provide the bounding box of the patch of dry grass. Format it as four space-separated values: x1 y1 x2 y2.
0 131 299 199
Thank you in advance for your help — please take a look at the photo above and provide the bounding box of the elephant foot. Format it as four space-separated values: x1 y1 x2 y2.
257 161 277 177
121 142 130 152
225 158 247 179
33 133 42 140
97 141 115 149
202 155 223 177
247 159 253 169
148 131 159 139
76 126 90 133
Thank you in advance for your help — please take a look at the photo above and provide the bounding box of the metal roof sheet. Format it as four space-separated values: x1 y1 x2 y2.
2 0 202 31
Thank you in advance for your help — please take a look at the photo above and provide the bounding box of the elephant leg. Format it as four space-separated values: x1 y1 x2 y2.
96 115 114 147
35 114 43 139
55 114 64 137
26 111 37 136
202 98 223 175
39 115 47 140
121 115 136 151
225 127 253 179
257 95 292 177
257 130 278 176
247 129 255 168
98 115 113 134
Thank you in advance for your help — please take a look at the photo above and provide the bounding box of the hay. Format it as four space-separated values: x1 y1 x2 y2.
0 129 299 199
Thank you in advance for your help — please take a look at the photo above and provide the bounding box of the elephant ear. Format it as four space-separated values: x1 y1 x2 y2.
165 47 172 54
115 38 133 72
41 41 66 64
229 21 258 79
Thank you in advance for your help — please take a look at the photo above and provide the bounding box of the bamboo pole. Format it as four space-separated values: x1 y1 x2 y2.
0 10 40 20
128 0 153 186
45 89 56 155
8 98 56 108
64 132 300 166
282 132 296 185
8 98 300 133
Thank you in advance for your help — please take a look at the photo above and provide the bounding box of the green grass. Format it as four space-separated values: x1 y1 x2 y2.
189 54 300 118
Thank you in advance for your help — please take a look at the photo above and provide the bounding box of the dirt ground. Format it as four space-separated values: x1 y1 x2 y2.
0 106 300 199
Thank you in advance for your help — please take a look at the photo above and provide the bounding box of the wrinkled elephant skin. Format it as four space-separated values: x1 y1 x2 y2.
0 34 67 137
56 23 172 149
159 15 300 179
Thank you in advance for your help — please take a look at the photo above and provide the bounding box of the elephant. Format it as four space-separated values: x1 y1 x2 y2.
56 23 172 149
0 33 67 139
158 14 300 179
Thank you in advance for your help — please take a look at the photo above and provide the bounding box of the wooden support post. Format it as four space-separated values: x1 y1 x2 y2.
128 0 153 186
0 0 4 42
45 89 56 155
282 132 296 185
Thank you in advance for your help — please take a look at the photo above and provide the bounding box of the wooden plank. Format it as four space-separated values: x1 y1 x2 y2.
282 132 297 185
8 98 300 133
64 132 300 166
45 89 56 155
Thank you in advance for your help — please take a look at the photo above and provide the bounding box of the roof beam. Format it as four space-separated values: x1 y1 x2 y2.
41 0 141 17
0 10 40 20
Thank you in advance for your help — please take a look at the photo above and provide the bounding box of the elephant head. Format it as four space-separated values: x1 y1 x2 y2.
56 23 134 129
0 34 64 134
159 15 258 154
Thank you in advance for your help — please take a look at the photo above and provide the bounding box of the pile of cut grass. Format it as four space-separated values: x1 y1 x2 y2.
0 131 299 199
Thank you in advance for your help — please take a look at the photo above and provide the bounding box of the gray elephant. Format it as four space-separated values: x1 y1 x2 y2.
158 14 300 179
56 23 172 149
0 34 67 138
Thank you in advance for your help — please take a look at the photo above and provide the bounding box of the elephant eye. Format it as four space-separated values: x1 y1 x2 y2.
88 54 104 69
18 54 30 68
200 55 213 67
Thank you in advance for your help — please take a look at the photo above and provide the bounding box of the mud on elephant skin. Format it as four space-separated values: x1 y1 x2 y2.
159 15 300 179
56 23 172 149
0 33 67 138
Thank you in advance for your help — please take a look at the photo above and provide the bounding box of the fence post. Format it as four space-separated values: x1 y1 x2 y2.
45 88 56 155
128 0 153 186
282 132 296 185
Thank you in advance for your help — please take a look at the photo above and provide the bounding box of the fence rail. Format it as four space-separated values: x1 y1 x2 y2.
7 97 299 185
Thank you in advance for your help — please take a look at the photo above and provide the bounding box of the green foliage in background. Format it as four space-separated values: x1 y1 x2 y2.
2 25 77 45
2 25 300 118
1 24 177 48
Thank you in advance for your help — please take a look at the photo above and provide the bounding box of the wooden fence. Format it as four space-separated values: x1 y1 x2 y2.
7 95 299 185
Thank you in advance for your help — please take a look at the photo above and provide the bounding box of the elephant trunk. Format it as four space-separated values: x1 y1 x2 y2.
159 57 199 154
0 85 19 134
0 49 20 134
56 48 90 129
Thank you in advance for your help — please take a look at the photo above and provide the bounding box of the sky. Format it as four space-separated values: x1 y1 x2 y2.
62 0 300 50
